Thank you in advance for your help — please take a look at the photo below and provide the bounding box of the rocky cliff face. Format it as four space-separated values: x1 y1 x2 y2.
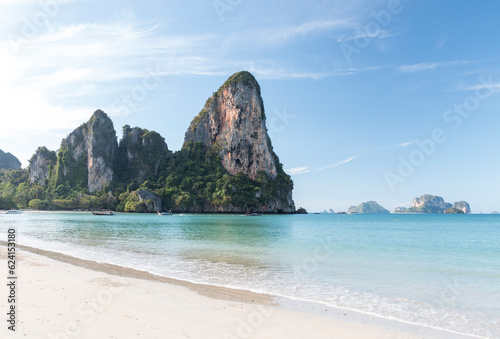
53 110 117 192
0 149 21 170
404 194 470 214
184 71 277 180
183 71 294 213
136 189 162 212
348 201 390 213
29 147 57 185
412 195 452 211
453 201 471 214
23 72 296 213
115 126 170 183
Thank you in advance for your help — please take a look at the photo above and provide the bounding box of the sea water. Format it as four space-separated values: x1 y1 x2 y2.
1 213 499 338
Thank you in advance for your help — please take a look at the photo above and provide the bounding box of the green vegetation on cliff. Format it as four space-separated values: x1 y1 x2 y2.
220 71 261 96
1 140 293 213
114 125 171 184
0 149 21 170
444 207 465 214
1 72 295 213
113 141 292 212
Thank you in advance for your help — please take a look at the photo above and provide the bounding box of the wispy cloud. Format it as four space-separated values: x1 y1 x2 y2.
317 156 357 171
332 65 387 76
337 30 400 43
260 20 352 45
396 141 413 147
458 82 500 93
287 167 310 175
398 60 471 73
248 65 385 79
286 156 357 176
294 141 414 174
398 62 440 73
290 140 411 175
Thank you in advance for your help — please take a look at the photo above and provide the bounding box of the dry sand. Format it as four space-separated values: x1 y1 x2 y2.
0 244 479 339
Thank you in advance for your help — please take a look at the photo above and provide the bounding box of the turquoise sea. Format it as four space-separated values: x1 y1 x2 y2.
2 213 499 338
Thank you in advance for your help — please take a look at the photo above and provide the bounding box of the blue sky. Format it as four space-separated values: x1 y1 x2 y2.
1 0 500 212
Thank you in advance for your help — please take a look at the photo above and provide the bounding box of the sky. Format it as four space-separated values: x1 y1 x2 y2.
1 0 500 213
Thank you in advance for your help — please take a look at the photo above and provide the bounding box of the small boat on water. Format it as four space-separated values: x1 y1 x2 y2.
337 211 346 214
157 210 173 215
348 211 357 214
246 212 263 216
2 210 22 215
91 210 114 216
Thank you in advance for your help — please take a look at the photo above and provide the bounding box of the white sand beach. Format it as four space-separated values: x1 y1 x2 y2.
0 245 479 339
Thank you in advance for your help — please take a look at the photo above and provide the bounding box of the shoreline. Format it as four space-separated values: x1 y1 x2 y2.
8 210 498 215
8 210 297 215
1 241 482 339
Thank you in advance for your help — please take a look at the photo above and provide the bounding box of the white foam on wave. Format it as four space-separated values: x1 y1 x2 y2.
18 231 500 339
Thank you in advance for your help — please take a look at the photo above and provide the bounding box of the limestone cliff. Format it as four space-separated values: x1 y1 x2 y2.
412 194 452 211
184 71 277 180
136 189 162 212
444 207 465 214
453 201 471 214
115 126 170 183
403 194 470 214
348 201 390 213
53 110 117 192
29 147 57 185
0 149 21 170
183 71 294 213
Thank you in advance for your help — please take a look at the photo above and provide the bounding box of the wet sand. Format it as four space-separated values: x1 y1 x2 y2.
0 243 479 338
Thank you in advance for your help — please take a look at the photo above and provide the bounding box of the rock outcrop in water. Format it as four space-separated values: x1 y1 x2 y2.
413 194 451 211
0 149 21 170
444 207 464 214
29 147 57 185
348 201 390 213
453 201 471 214
52 110 117 192
397 194 471 214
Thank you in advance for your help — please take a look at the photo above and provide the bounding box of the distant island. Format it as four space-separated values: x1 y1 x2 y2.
0 71 296 213
395 195 471 214
444 207 464 214
0 149 21 170
348 201 390 214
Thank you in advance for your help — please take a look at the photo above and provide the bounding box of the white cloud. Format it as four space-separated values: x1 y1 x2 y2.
337 30 400 43
261 20 352 45
0 19 216 130
287 167 310 175
317 156 356 171
398 62 440 73
398 60 472 73
460 82 500 93
0 18 221 166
